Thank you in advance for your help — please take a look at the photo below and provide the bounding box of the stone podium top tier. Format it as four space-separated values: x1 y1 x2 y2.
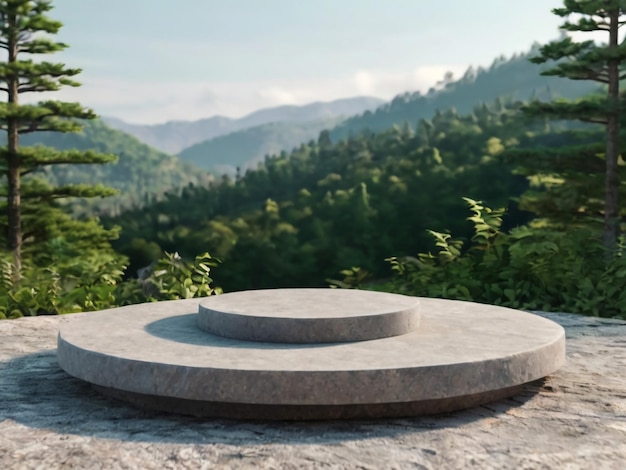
197 288 420 343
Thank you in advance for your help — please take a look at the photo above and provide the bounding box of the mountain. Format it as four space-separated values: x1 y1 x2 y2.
108 98 550 291
13 119 212 216
83 46 600 195
103 96 386 154
178 117 344 174
102 115 235 156
166 46 603 176
328 46 600 143
178 47 602 176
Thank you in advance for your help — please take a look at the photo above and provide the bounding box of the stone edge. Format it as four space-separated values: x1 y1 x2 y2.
196 301 421 343
57 329 566 406
92 380 535 420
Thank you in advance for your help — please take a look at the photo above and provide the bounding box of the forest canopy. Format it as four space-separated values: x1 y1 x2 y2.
2 0 626 319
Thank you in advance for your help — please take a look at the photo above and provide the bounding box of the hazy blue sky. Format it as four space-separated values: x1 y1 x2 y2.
35 0 574 123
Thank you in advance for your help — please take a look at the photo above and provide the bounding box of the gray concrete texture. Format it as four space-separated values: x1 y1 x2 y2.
2 310 625 468
56 291 565 418
197 289 421 343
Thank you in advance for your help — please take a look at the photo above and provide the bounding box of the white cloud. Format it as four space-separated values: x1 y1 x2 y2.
351 66 469 98
353 70 377 95
23 65 468 124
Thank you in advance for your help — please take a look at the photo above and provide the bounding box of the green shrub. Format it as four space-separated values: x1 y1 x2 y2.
138 251 222 301
0 251 221 318
327 266 371 289
386 198 626 318
0 250 127 317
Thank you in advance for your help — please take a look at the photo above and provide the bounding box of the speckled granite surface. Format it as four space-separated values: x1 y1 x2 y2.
1 310 625 469
197 288 421 343
56 297 564 412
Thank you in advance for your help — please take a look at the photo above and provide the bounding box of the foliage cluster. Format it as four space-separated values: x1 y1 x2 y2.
329 48 597 143
0 250 220 318
3 0 625 321
518 0 626 252
386 198 626 318
17 118 214 217
103 101 546 290
107 99 593 292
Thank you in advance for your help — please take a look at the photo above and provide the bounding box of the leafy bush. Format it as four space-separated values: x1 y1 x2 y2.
386 198 626 318
0 251 221 319
126 251 222 302
327 266 371 289
0 249 127 318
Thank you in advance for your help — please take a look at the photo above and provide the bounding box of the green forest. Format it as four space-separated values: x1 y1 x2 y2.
2 0 626 319
20 119 213 216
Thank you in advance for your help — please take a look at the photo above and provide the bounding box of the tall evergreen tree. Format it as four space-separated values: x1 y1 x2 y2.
0 0 116 275
523 0 626 253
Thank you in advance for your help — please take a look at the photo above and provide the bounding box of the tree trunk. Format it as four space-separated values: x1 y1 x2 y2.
605 7 621 256
6 12 21 277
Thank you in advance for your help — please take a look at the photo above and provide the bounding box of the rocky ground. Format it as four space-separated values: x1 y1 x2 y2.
1 311 625 469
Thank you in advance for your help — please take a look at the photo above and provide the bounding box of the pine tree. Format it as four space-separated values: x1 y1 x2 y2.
522 0 626 253
0 0 117 276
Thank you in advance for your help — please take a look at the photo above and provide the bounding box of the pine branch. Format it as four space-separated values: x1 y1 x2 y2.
0 101 98 134
530 37 597 64
16 120 82 134
0 61 82 87
502 144 607 173
560 18 610 31
523 97 611 124
18 38 68 55
19 183 119 201
541 65 609 83
15 146 118 169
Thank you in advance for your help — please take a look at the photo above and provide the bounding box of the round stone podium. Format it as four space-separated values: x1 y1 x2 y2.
56 289 566 420
197 288 420 343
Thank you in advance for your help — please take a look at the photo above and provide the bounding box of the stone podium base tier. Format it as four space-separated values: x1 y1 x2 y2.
56 289 566 420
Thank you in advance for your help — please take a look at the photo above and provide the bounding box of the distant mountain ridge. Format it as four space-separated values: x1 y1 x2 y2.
168 45 602 176
103 96 385 154
328 46 599 143
7 119 212 216
178 117 344 174
104 45 602 180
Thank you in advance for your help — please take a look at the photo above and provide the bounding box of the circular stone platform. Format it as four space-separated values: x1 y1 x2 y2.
197 289 420 343
56 290 566 420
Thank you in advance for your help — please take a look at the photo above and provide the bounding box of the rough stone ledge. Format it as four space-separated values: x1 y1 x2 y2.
1 310 626 469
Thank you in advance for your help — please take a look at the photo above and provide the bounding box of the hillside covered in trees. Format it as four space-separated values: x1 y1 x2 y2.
329 47 598 143
130 49 601 179
6 119 213 216
106 99 577 290
104 97 385 154
3 0 626 320
178 117 344 175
